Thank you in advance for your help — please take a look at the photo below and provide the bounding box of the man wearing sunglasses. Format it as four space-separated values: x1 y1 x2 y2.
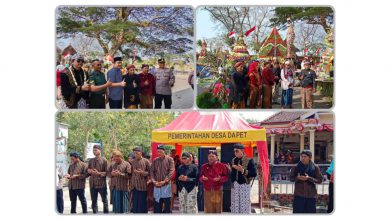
228 143 257 213
89 59 112 109
60 53 90 108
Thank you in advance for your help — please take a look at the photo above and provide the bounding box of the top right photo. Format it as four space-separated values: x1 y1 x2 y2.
196 6 334 109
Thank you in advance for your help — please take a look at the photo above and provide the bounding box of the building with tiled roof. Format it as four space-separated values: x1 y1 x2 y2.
250 111 333 165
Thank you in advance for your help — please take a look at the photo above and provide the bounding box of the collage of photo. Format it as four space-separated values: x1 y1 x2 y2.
55 5 335 215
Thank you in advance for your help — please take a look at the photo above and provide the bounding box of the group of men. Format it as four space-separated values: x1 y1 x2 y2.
58 53 175 109
56 143 258 214
230 58 317 109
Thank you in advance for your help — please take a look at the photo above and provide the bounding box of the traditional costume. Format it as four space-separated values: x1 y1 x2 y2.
230 144 257 213
199 151 228 213
290 150 323 213
176 152 199 213
248 61 261 108
261 62 274 108
60 53 89 109
123 64 140 109
281 61 294 108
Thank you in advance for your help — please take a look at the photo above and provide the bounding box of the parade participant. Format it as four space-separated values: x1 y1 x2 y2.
199 150 228 213
281 60 294 109
108 150 132 213
150 145 175 213
123 64 140 109
154 58 175 109
60 53 90 109
56 166 65 214
290 150 323 213
228 144 257 213
89 59 111 109
129 147 151 213
176 152 199 213
188 72 194 90
65 152 88 214
170 149 182 211
248 61 261 108
326 159 334 213
262 60 275 108
107 56 126 109
139 64 155 109
231 61 247 109
299 61 317 109
87 145 109 214
272 61 282 105
56 62 64 100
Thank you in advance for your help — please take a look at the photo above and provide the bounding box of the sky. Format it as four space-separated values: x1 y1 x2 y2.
196 9 219 40
196 7 289 42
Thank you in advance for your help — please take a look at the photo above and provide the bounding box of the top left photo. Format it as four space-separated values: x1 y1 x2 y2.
55 6 195 110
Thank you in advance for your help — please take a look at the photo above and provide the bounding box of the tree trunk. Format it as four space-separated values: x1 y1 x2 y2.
84 130 90 159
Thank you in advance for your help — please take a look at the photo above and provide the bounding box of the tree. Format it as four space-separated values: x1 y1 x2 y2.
202 6 273 52
295 23 327 52
56 112 176 158
56 7 194 57
270 7 334 34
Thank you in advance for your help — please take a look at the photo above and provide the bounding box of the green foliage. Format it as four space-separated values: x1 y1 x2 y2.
56 6 194 57
196 92 222 109
197 40 202 47
270 7 334 33
56 112 176 158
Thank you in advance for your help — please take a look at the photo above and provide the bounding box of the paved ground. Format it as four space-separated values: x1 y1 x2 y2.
272 86 333 109
61 179 265 214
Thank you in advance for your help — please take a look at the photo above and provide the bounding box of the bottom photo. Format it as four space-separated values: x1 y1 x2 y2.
55 110 334 214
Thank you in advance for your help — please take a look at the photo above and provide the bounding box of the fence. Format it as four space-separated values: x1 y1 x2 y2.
270 164 330 195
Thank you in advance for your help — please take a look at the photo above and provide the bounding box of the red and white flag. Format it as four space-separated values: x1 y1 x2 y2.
304 47 309 54
245 26 256 36
228 31 236 38
315 48 321 55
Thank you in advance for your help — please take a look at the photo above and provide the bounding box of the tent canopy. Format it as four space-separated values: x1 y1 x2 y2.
150 111 270 195
152 111 266 146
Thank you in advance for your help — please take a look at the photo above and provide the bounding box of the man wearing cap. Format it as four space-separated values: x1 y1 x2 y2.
262 60 275 108
299 61 317 109
65 152 88 214
129 147 151 213
123 64 140 109
227 144 257 213
231 61 248 109
89 60 112 109
199 150 228 213
108 150 132 213
154 58 175 109
150 145 175 213
60 53 90 109
107 56 126 109
87 145 109 213
176 152 199 213
290 150 323 213
139 64 156 109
